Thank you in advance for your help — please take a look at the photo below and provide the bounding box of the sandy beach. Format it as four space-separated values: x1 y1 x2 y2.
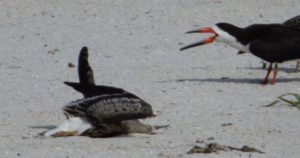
1 0 300 157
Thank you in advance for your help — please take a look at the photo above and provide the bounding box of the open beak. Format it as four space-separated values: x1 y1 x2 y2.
180 27 217 51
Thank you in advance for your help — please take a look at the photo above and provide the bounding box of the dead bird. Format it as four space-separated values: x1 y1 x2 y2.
43 47 167 138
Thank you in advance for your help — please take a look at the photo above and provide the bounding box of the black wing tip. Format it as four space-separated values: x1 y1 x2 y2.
63 82 84 92
81 46 88 51
80 46 89 57
63 81 77 86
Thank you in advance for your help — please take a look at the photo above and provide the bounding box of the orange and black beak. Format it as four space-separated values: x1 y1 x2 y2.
180 27 217 51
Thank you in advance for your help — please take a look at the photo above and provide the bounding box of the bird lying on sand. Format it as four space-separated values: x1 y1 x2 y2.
180 19 300 85
43 47 167 138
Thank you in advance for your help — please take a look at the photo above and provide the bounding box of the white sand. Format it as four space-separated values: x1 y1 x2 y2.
1 0 300 157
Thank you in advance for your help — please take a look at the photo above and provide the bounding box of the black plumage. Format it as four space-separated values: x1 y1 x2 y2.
78 47 95 86
64 93 153 123
64 47 125 97
230 24 300 63
238 15 300 55
62 47 155 137
180 17 300 84
283 15 300 28
237 15 300 71
64 82 126 97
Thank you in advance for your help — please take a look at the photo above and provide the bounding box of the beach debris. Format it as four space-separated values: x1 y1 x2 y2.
221 123 233 127
187 143 264 154
68 62 75 68
48 48 59 54
207 137 215 140
264 93 300 109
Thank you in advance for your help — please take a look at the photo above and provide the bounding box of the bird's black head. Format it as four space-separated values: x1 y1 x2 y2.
216 23 239 32
215 23 243 38
215 23 250 45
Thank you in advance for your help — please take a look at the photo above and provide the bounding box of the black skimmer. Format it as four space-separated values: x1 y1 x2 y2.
237 15 300 71
44 47 166 138
180 22 300 85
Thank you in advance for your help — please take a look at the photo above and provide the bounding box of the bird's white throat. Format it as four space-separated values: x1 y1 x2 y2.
44 117 92 137
212 25 250 53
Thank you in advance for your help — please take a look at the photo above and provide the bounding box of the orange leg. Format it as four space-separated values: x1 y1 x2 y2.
271 63 278 85
262 63 273 85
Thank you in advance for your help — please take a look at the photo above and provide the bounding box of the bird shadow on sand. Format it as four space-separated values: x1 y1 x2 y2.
159 77 300 84
29 125 56 130
29 125 57 137
244 66 299 74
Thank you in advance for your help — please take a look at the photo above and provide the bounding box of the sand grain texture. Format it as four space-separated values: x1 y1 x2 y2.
1 0 300 158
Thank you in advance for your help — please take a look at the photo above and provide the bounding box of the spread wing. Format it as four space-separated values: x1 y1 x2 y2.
64 82 126 97
64 93 154 123
64 46 126 97
78 47 95 86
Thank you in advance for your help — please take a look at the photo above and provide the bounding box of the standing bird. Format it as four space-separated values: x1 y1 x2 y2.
180 22 300 85
44 47 166 138
237 15 300 71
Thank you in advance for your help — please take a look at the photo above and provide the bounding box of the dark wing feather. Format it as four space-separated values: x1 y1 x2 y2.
237 16 300 56
78 47 95 86
283 15 300 28
64 47 126 97
64 82 126 97
64 46 96 98
250 38 300 63
64 93 154 123
248 25 300 62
